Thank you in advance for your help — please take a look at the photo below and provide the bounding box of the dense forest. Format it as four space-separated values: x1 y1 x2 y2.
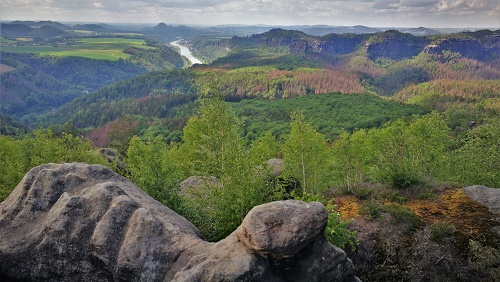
1 23 500 281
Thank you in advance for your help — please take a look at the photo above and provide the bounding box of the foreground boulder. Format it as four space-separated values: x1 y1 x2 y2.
464 185 500 237
0 163 359 282
463 185 500 215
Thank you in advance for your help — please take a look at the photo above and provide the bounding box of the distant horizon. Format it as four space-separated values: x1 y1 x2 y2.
1 0 499 29
1 19 497 31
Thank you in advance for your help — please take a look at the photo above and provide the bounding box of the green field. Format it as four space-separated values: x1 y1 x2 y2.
1 37 155 61
0 37 17 44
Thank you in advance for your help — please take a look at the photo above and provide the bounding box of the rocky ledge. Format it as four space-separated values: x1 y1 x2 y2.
0 163 359 282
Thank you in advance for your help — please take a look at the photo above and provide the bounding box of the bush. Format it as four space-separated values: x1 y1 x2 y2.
359 199 382 219
351 186 373 200
468 240 500 280
383 204 420 233
386 191 407 204
429 221 455 243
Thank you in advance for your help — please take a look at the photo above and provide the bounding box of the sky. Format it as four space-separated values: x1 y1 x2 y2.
1 0 499 28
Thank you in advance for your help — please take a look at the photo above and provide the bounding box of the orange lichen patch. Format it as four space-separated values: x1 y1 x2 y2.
407 189 499 246
335 196 362 220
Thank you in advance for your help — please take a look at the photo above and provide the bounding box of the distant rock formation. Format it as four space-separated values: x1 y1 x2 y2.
424 36 500 60
0 163 359 282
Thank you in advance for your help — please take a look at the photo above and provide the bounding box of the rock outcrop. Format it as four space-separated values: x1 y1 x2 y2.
463 185 500 237
0 163 359 282
464 185 500 215
423 35 500 60
364 30 429 61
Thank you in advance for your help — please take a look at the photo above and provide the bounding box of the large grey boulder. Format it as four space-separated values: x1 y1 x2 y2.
236 200 328 257
0 163 358 282
463 185 500 237
464 185 500 215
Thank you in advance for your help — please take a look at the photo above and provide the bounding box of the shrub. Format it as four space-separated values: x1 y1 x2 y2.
351 186 373 200
359 199 382 219
383 204 420 233
468 240 500 280
429 221 455 243
387 191 407 204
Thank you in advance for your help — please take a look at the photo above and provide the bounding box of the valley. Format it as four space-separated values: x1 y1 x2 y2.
170 40 203 65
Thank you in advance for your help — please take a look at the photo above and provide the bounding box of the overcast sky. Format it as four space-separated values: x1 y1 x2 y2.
1 0 499 28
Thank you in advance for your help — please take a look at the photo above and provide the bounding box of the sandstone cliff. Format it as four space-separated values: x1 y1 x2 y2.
214 29 499 61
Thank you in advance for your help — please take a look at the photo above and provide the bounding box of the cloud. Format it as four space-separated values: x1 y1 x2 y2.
0 0 498 27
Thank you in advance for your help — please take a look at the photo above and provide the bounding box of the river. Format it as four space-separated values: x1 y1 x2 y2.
170 40 203 65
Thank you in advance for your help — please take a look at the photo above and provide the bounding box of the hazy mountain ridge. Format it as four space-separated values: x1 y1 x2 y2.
2 22 499 133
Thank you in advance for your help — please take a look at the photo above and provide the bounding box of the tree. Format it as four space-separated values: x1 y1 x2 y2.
179 88 244 178
0 136 24 201
127 136 183 210
331 129 374 191
176 88 283 241
249 131 280 167
451 118 500 187
371 112 451 188
0 129 107 202
282 110 332 195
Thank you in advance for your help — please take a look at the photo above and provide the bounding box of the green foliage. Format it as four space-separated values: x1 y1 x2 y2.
249 131 280 166
393 79 500 132
2 52 147 91
0 129 107 202
382 204 420 233
232 92 426 140
40 70 198 128
331 129 373 191
190 36 231 63
0 114 27 137
282 110 332 194
451 118 500 187
292 192 358 250
371 112 451 189
0 64 81 117
368 58 432 96
127 136 183 210
0 136 24 201
177 93 283 241
359 199 382 219
179 94 244 178
386 192 407 204
429 221 455 243
124 43 185 70
182 162 281 241
0 53 148 119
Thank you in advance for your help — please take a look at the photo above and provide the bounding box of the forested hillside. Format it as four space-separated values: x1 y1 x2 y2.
0 38 187 120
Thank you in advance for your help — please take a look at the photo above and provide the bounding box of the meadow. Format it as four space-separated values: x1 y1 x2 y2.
1 37 155 60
